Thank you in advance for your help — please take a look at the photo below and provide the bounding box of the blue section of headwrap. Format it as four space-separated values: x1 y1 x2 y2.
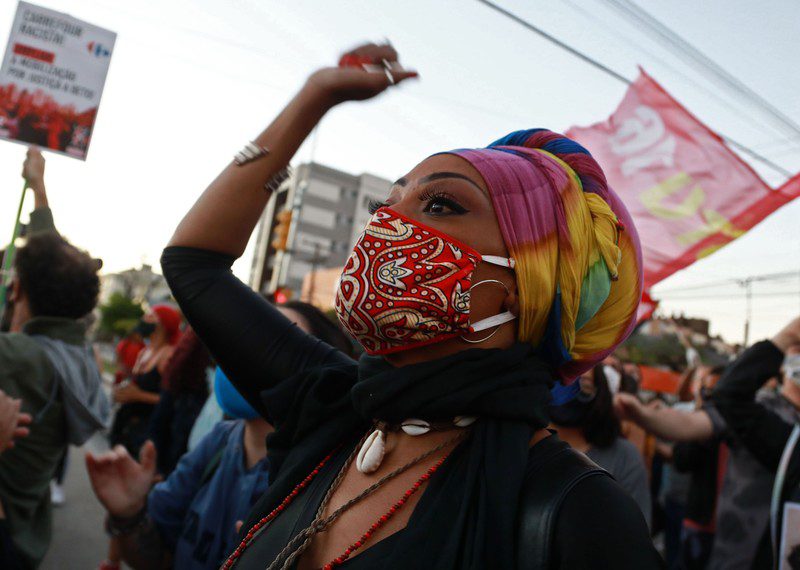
539 287 571 368
489 129 546 148
490 129 593 157
550 380 580 406
537 288 582 404
214 367 260 420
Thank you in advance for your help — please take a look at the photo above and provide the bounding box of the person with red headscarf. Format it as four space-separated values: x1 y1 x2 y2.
109 304 181 456
103 305 181 570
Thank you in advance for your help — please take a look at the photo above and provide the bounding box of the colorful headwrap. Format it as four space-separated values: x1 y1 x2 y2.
449 129 642 386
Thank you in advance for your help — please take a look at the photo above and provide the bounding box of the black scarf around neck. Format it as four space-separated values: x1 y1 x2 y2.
253 343 554 569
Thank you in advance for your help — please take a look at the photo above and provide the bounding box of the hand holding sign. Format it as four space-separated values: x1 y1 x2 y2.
22 147 44 188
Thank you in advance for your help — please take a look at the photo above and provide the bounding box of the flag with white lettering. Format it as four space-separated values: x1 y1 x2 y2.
568 69 799 292
0 1 115 159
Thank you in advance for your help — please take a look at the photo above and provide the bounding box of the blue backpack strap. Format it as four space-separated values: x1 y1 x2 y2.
199 446 226 487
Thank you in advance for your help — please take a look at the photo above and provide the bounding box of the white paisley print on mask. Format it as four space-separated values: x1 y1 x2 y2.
335 208 482 355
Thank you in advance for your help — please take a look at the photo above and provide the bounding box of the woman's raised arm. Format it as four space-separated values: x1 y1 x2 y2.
162 44 416 418
168 43 417 256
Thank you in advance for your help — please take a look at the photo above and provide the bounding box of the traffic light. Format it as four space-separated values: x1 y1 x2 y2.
271 209 293 252
274 287 292 304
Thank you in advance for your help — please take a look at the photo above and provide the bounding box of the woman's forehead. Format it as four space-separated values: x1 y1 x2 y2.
397 154 488 193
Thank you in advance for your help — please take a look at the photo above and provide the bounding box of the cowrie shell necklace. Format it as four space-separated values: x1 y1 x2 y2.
356 416 477 474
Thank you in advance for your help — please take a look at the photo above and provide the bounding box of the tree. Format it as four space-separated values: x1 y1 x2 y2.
98 292 143 339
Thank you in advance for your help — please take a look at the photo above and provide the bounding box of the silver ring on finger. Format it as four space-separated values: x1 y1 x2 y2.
382 59 396 85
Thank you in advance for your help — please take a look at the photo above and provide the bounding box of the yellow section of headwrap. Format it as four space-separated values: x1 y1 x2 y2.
518 150 622 360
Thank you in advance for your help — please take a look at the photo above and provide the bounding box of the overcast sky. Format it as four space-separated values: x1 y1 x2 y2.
0 0 798 344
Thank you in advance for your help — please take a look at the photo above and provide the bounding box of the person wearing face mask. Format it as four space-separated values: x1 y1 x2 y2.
549 365 652 528
158 43 660 569
108 305 181 457
102 306 181 570
89 367 272 570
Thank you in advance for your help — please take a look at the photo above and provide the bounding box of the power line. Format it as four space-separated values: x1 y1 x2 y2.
475 0 793 179
476 0 630 84
597 0 800 143
658 290 800 300
562 0 793 146
654 271 800 294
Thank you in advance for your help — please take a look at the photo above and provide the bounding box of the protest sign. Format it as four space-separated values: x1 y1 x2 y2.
0 1 115 159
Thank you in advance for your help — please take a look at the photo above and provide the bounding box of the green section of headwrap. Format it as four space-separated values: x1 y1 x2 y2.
576 258 612 332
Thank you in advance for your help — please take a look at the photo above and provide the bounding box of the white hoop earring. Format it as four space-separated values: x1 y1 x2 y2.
461 326 503 344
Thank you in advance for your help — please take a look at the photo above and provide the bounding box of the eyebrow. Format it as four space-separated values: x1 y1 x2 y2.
391 171 488 200
418 172 486 194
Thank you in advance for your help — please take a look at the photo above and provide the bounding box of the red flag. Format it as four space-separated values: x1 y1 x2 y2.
637 290 659 323
568 69 799 294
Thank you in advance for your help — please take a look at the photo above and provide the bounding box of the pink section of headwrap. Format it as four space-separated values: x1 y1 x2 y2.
447 142 643 383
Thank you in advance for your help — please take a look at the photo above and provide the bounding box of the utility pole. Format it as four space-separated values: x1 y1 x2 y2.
741 278 753 347
306 243 322 305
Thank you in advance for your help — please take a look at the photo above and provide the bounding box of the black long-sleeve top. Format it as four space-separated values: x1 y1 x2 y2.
712 341 798 472
161 245 662 569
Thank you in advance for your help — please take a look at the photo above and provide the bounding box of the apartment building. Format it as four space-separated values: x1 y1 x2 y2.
249 162 391 299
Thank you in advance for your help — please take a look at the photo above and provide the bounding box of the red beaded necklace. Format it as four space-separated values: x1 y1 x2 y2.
321 455 446 569
222 452 336 569
222 435 460 570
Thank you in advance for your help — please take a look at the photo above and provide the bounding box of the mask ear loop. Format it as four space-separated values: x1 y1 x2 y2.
460 279 513 344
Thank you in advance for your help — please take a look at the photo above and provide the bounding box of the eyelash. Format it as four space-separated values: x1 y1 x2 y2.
368 199 387 215
367 189 470 215
418 188 469 215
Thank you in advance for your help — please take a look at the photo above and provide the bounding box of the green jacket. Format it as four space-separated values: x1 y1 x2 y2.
0 318 86 568
0 206 103 569
24 206 56 237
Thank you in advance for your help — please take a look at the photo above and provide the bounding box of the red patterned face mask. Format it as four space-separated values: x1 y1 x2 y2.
335 208 516 355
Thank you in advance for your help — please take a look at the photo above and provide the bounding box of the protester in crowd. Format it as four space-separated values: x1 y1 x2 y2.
103 305 181 568
90 370 270 570
114 329 145 385
550 364 652 527
147 326 211 476
709 316 800 570
160 42 660 568
604 354 639 394
654 365 698 569
616 342 799 569
0 147 109 568
109 305 181 457
663 365 726 569
88 302 352 570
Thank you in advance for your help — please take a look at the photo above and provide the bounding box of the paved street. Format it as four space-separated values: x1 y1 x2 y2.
41 434 114 570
